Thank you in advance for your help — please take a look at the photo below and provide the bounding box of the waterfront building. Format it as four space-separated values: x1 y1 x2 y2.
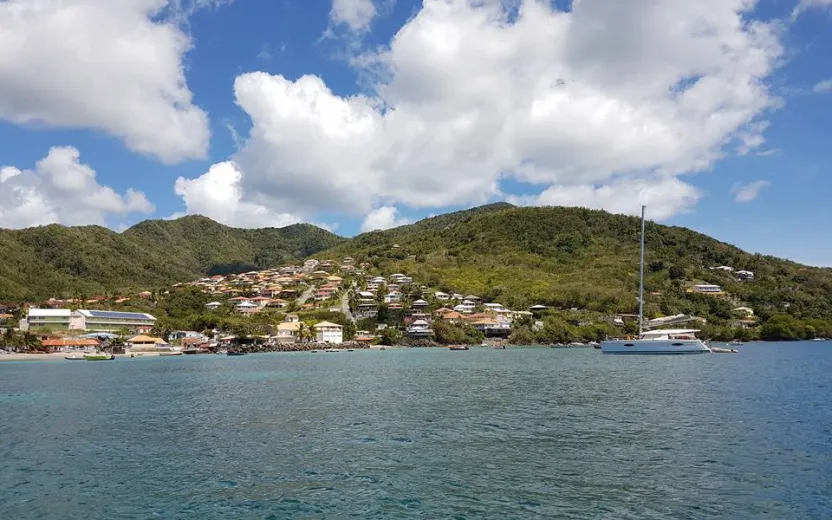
69 310 156 333
313 321 343 344
22 309 71 331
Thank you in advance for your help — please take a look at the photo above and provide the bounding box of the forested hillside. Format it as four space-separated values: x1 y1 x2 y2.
0 216 344 300
316 204 832 323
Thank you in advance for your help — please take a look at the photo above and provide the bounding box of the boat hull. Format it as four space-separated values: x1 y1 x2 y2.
600 339 710 354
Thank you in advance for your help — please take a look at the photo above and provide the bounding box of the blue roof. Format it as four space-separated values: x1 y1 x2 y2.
85 310 154 320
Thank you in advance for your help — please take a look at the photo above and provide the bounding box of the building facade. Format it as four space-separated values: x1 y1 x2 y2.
23 309 71 330
69 310 156 333
313 321 343 344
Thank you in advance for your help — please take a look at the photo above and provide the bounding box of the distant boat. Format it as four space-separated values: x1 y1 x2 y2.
449 345 469 351
728 340 744 346
159 351 183 357
324 348 339 353
493 345 506 349
84 352 114 361
65 353 85 360
226 350 246 356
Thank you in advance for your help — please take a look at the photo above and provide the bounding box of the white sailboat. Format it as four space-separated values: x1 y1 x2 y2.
601 206 711 355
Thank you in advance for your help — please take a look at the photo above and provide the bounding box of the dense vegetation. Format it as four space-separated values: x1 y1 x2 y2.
0 216 343 300
3 203 832 341
316 203 832 336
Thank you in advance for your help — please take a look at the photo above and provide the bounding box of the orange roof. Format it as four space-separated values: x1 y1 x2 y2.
441 311 464 320
41 338 100 347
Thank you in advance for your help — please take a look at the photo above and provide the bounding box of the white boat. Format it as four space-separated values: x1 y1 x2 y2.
601 329 710 354
601 205 710 355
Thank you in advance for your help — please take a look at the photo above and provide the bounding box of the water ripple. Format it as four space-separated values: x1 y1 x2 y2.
1 345 831 519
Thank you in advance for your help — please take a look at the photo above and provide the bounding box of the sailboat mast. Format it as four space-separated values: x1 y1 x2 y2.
638 205 646 336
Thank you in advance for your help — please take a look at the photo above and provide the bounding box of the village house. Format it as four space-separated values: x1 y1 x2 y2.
406 319 433 338
235 301 260 315
434 291 450 300
275 321 301 343
691 284 723 295
384 291 402 304
736 270 755 281
126 335 168 350
40 338 102 353
411 299 429 310
313 321 343 344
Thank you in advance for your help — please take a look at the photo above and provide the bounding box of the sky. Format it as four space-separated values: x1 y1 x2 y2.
1 0 831 265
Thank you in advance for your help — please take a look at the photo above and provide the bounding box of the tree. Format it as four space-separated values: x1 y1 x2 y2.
669 265 686 280
378 327 402 346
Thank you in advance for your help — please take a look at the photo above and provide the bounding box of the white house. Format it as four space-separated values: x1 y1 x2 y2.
385 291 402 304
236 301 260 315
736 270 755 281
313 321 343 344
434 291 450 300
693 284 722 294
483 303 504 311
406 319 433 337
411 299 429 309
205 301 222 310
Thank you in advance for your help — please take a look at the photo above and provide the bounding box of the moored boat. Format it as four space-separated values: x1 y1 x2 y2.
84 352 114 361
159 351 183 356
226 350 246 356
601 206 710 355
449 345 469 351
324 348 339 353
65 353 86 360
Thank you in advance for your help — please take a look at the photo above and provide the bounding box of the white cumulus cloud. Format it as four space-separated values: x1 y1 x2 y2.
361 206 411 232
510 177 702 220
0 147 155 229
174 161 304 228
178 0 783 222
732 180 771 202
0 0 211 164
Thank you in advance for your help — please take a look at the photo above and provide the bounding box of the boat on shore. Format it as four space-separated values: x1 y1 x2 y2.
449 345 469 351
601 206 710 355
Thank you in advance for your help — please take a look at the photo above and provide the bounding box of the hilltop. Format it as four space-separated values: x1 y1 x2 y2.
0 216 344 300
2 204 832 332
315 204 832 323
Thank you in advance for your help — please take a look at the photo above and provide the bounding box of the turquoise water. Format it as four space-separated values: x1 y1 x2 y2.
1 344 831 519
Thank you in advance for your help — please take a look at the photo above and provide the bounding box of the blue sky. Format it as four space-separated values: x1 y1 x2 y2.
1 0 831 265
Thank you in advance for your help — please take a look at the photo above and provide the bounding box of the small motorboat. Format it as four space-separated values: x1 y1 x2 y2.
226 350 246 356
159 351 183 357
493 345 506 349
728 340 743 346
711 347 739 353
65 353 85 360
84 352 114 361
449 345 469 351
324 348 339 353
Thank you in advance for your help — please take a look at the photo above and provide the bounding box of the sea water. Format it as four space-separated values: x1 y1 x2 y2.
1 344 830 519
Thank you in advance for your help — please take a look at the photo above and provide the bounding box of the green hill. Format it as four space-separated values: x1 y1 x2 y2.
0 216 344 300
316 204 832 324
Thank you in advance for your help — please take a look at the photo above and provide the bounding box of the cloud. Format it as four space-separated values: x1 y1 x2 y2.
510 176 702 220
330 0 378 33
793 0 832 18
0 0 212 164
0 147 154 229
178 0 783 222
732 180 771 202
174 161 303 228
360 206 411 232
813 79 832 93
